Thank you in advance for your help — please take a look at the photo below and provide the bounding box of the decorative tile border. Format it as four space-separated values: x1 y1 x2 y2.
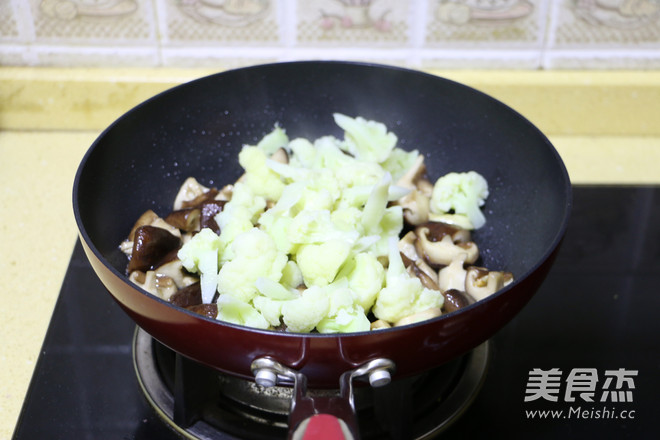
296 0 410 46
545 0 660 68
425 0 549 48
0 1 22 42
0 0 659 69
158 0 280 45
29 0 156 43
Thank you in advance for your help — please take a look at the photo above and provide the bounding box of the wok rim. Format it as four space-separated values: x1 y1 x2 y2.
72 60 573 339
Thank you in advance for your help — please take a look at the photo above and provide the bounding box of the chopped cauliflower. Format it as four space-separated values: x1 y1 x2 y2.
316 282 371 333
372 238 444 323
238 146 285 201
177 228 222 304
216 294 269 329
296 240 351 287
430 171 489 229
333 113 397 163
336 252 385 311
281 287 330 332
216 228 287 303
127 115 498 333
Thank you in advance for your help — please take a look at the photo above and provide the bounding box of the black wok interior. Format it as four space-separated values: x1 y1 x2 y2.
75 61 570 293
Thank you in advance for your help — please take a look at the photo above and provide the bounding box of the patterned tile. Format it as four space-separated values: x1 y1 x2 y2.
2 0 659 69
425 0 549 47
296 0 410 46
159 0 279 45
0 1 21 40
550 0 660 47
545 0 660 68
30 0 157 43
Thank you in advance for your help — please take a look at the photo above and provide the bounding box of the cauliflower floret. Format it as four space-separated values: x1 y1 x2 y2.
372 238 444 323
256 124 289 156
252 295 286 327
215 182 267 261
288 210 358 245
316 282 371 333
216 294 269 329
216 228 287 303
239 146 285 201
333 113 397 163
361 172 392 234
336 252 385 312
295 240 351 287
279 260 303 289
257 183 304 254
380 147 420 181
176 228 222 304
255 277 298 300
281 286 330 332
288 137 316 168
430 171 489 229
177 228 222 272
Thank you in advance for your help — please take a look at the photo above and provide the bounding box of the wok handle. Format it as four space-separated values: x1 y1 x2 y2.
251 357 396 440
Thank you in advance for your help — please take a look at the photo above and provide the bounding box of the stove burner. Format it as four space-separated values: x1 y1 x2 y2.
133 328 490 440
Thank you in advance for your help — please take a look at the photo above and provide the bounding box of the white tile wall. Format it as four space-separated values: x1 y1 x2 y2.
0 0 659 69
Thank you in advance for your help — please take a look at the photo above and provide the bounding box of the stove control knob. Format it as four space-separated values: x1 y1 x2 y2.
254 368 278 388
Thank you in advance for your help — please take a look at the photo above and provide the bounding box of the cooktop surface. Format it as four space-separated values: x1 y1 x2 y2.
12 186 660 439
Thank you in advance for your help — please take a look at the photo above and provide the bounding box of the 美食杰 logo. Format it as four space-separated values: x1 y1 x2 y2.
523 368 638 421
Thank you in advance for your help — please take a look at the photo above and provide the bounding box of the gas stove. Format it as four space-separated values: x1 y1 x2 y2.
12 186 660 439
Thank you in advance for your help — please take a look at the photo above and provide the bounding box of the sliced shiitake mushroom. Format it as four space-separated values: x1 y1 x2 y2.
370 319 392 330
199 200 226 234
398 231 419 262
398 231 439 284
153 259 197 289
121 211 182 257
437 255 467 292
181 187 220 210
416 221 471 244
400 190 430 226
394 307 442 327
396 155 430 226
127 225 181 273
186 303 218 319
442 289 471 313
173 177 210 210
465 267 514 302
170 282 202 308
127 209 159 241
217 184 234 201
416 231 479 267
270 147 289 164
165 208 201 232
129 270 178 301
406 264 439 291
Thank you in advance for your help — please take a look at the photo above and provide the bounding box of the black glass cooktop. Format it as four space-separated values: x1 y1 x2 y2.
12 186 660 439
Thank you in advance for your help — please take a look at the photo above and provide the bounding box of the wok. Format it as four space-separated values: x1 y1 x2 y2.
73 61 571 436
